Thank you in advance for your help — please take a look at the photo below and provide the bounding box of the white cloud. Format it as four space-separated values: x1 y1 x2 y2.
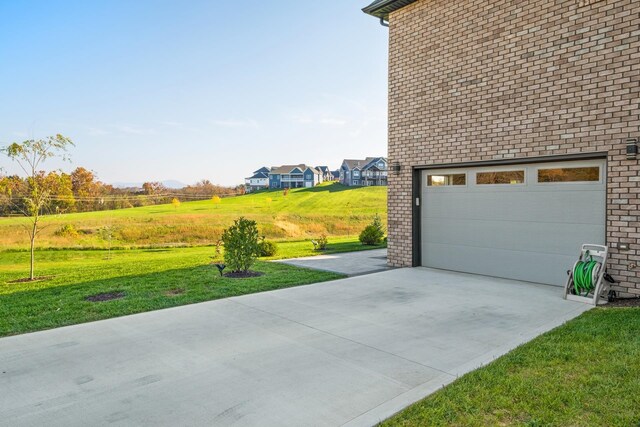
116 125 157 136
86 127 109 136
288 114 348 127
210 119 259 128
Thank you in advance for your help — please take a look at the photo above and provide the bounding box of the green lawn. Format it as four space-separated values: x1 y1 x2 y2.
383 308 640 426
0 242 354 337
0 182 387 249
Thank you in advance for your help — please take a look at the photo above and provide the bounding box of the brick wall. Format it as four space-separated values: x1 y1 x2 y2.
387 0 640 295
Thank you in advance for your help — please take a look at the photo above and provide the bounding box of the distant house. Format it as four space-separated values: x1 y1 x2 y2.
245 167 270 193
331 170 340 181
315 166 334 182
340 157 388 187
269 165 323 189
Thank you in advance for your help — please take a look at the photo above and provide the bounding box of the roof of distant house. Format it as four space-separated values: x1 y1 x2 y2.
316 166 330 173
362 0 418 20
342 157 386 170
270 164 321 175
253 166 270 174
247 171 269 179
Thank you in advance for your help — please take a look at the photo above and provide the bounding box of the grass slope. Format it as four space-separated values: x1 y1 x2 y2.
0 183 387 249
0 245 347 337
384 308 640 426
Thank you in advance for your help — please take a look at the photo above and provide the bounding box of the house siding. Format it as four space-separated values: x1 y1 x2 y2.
386 0 640 296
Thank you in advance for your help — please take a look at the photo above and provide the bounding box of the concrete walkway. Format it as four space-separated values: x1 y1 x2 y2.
0 268 590 427
275 248 390 276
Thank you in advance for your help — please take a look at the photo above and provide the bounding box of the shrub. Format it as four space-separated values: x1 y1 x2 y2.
54 224 79 238
359 214 385 246
313 234 328 251
257 238 278 257
221 217 260 272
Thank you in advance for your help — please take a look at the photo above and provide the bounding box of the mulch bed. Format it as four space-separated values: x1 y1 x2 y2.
7 276 54 284
605 297 640 308
85 291 126 302
223 271 265 279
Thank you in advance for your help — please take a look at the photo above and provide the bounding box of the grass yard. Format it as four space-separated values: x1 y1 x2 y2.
383 308 640 427
0 183 387 249
0 242 355 337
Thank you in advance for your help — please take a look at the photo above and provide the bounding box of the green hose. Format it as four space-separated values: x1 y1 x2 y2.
573 252 599 296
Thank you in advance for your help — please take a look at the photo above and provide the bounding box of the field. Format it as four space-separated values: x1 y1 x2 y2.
0 183 387 249
0 183 387 336
0 236 386 337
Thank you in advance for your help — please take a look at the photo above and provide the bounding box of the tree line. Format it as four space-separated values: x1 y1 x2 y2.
0 167 243 217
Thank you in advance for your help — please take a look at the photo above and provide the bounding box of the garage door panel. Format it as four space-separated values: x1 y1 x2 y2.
420 160 606 286
423 191 605 224
422 218 605 255
422 243 577 286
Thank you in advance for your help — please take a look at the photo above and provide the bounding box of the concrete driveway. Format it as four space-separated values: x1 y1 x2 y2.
275 248 390 276
0 268 590 427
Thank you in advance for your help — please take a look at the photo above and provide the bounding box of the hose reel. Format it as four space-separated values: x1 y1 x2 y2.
564 244 610 306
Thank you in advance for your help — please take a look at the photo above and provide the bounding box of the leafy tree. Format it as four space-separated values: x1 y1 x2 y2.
1 135 74 280
221 217 259 273
359 214 385 246
211 195 221 208
171 197 181 209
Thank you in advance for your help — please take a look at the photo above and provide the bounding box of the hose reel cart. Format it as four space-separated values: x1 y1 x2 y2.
564 244 611 306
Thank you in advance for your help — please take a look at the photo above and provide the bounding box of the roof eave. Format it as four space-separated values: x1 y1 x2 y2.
362 0 418 20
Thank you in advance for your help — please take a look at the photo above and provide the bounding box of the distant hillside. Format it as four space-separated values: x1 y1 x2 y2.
0 183 387 250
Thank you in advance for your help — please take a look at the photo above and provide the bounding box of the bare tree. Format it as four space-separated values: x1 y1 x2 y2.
1 135 74 280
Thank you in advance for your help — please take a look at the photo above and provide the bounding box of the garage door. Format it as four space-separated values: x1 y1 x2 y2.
421 159 606 286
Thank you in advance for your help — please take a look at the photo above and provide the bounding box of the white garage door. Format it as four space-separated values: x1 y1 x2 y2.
421 159 606 286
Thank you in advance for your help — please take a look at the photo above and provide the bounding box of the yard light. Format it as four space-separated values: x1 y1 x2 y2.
626 138 638 160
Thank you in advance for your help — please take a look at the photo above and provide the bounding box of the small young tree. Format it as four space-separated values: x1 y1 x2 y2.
171 197 181 209
1 135 74 280
211 195 221 208
359 214 385 246
221 217 259 273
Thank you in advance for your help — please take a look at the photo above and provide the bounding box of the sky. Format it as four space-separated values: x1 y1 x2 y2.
0 0 389 187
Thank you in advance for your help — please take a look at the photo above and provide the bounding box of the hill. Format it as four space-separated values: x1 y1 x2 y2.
0 183 387 250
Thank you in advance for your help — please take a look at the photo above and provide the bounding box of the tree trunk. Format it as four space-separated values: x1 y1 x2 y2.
29 235 35 280
29 220 37 280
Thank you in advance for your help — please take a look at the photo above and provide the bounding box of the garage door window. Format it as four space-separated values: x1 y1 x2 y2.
427 173 466 186
537 167 600 183
476 170 525 185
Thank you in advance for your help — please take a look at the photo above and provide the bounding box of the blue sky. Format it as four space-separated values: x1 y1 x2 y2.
0 1 388 186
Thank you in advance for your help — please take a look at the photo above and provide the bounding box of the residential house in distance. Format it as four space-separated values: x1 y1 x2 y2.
331 170 340 181
269 165 323 189
244 167 270 193
315 166 334 182
340 157 388 186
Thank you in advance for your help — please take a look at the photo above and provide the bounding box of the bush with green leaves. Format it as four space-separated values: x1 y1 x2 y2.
221 217 260 272
54 224 79 238
359 214 385 246
256 238 278 257
313 234 328 251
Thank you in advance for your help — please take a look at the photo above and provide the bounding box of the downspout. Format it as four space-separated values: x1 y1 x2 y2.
380 17 389 27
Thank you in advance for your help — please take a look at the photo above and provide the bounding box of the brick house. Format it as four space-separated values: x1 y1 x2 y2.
364 0 639 296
